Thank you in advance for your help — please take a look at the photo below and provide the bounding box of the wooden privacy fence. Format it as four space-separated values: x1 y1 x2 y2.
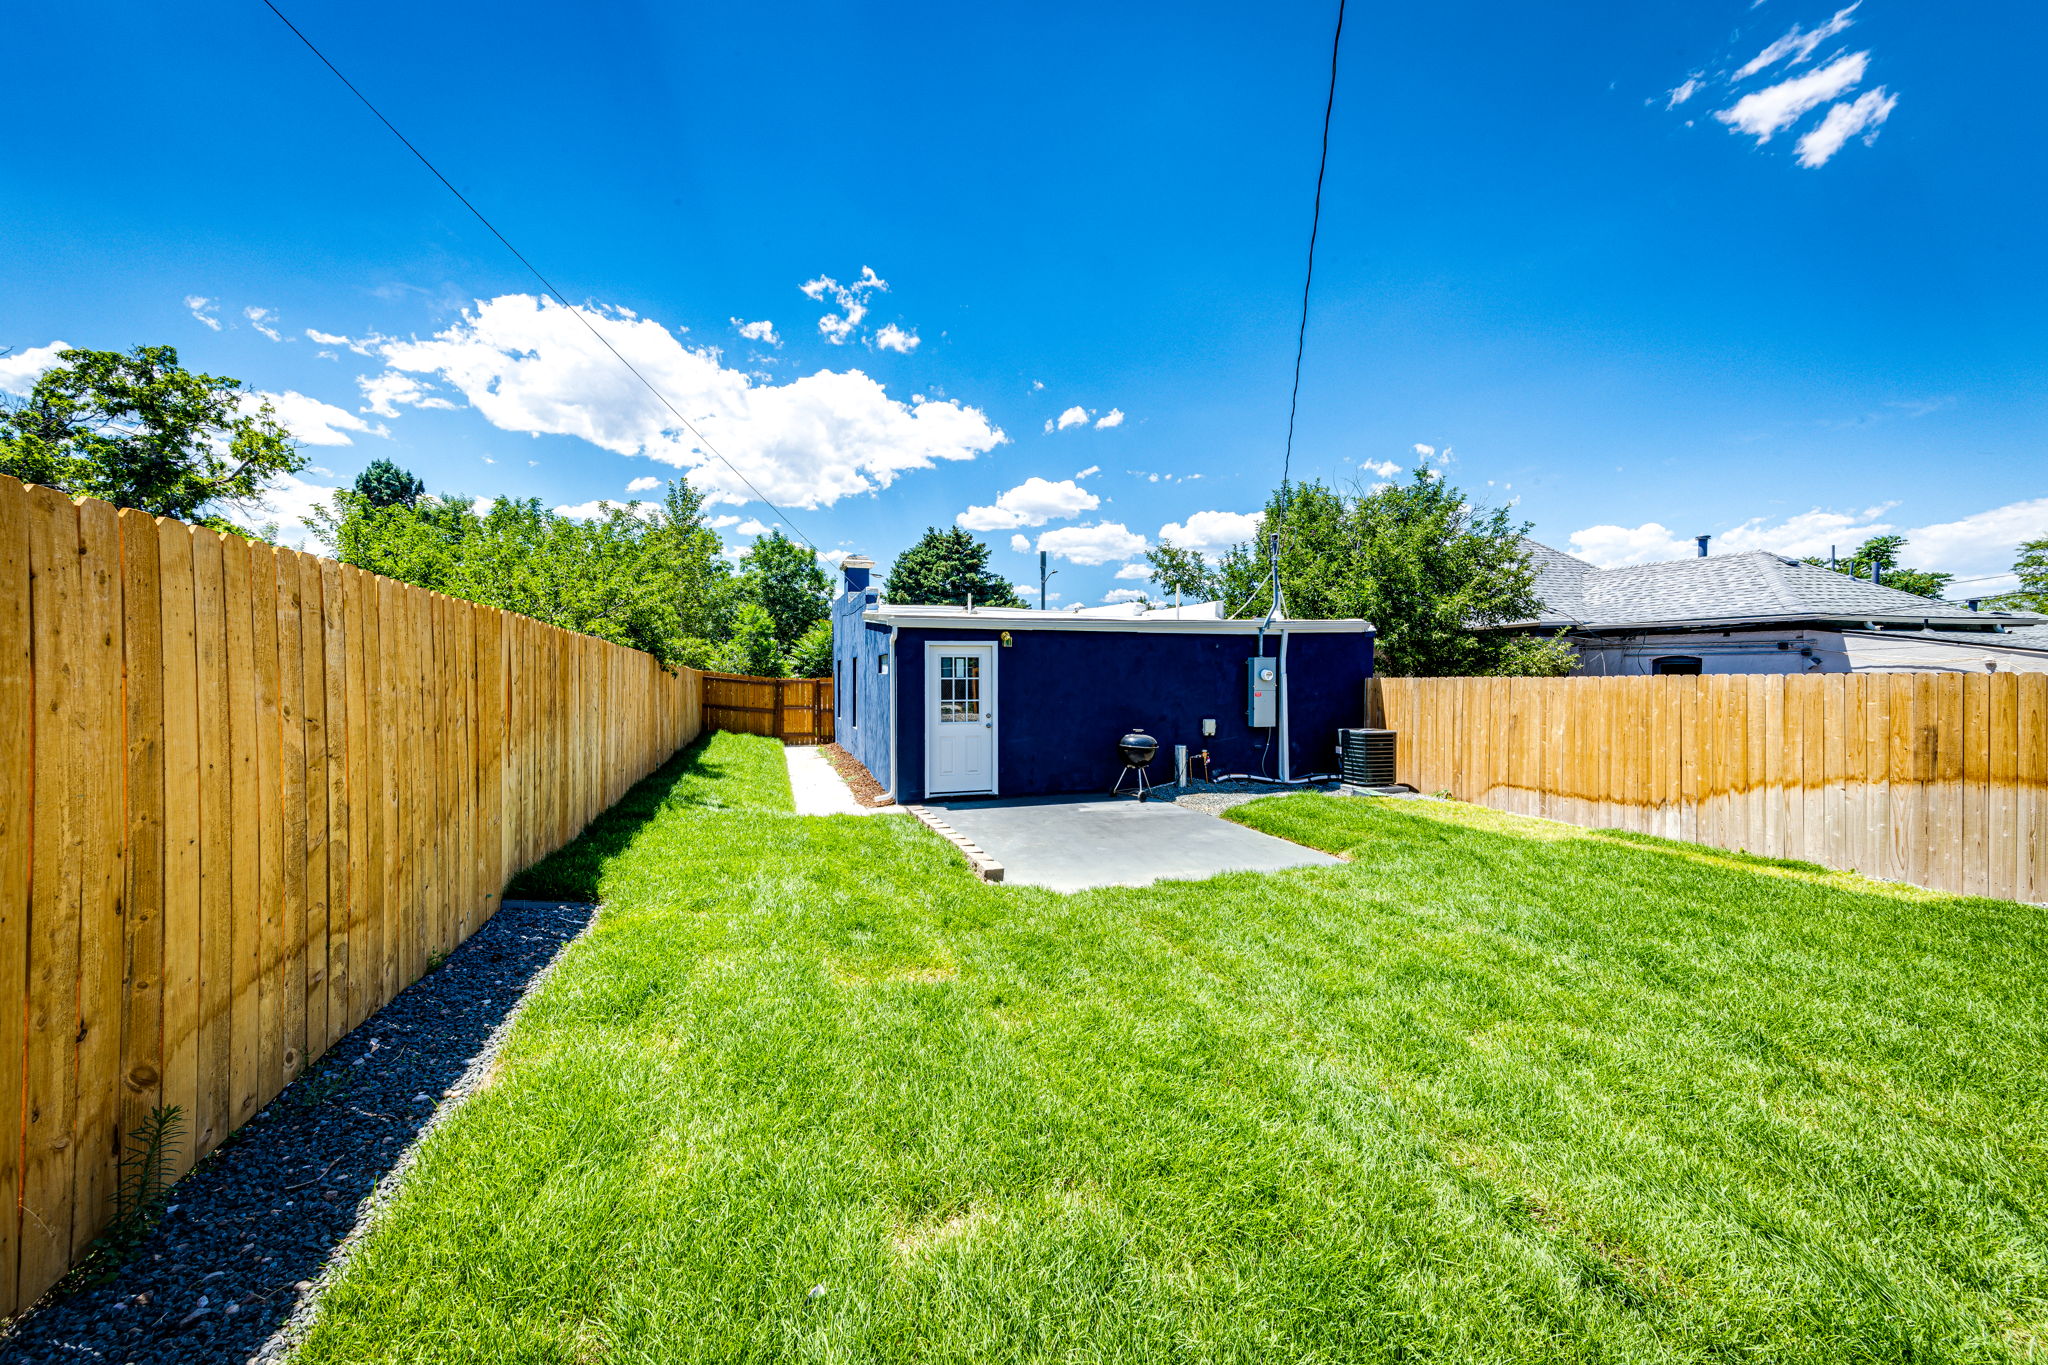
0 475 705 1313
1374 674 2048 904
702 672 834 744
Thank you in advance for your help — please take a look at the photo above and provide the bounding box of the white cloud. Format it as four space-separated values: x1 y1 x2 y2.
245 390 385 447
373 294 1003 509
1036 521 1148 565
1795 87 1898 167
708 515 742 529
1412 443 1435 457
1734 3 1860 81
802 267 886 345
625 475 663 493
872 324 920 354
1094 408 1124 429
186 297 221 331
244 306 285 343
357 371 457 418
306 328 385 356
1103 588 1151 605
219 470 343 547
0 340 72 396
957 477 1100 531
1668 77 1703 108
735 518 772 536
1714 51 1867 142
1159 509 1261 555
1362 459 1402 478
1031 380 1045 391
1715 506 1898 558
1009 534 1031 553
731 318 781 347
1566 522 1692 567
1075 464 1100 480
1903 498 2048 583
1114 563 1152 580
1053 406 1090 431
818 548 852 567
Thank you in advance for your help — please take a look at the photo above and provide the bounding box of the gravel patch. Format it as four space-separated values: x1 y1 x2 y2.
0 900 595 1365
1169 777 1344 817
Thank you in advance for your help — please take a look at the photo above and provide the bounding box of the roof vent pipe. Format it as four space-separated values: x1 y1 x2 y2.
1872 562 1883 586
1695 534 1710 557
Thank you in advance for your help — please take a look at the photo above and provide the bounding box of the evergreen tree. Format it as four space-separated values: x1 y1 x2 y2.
883 527 1024 606
353 458 425 508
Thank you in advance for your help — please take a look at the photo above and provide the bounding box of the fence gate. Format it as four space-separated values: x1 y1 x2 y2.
702 673 835 744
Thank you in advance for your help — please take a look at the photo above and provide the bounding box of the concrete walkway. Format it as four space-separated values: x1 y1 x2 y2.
921 793 1341 893
785 746 900 816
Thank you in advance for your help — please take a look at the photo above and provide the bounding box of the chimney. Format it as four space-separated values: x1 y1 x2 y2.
1695 534 1710 558
1872 561 1884 586
1967 598 1981 612
840 554 875 597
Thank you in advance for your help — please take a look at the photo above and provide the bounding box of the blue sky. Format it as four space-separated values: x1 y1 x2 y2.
4 0 2042 602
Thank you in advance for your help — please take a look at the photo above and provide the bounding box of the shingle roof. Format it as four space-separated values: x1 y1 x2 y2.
1511 542 2043 630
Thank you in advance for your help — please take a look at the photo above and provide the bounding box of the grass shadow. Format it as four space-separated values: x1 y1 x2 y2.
505 732 792 902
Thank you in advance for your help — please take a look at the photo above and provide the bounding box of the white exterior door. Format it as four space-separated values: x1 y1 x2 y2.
926 644 996 795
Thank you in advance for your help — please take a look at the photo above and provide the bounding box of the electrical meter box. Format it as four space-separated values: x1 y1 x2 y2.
1246 656 1278 727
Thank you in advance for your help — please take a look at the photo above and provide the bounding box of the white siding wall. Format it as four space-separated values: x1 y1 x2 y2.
1565 628 2048 675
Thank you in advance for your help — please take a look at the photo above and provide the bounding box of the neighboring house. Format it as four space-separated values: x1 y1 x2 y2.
1493 542 2048 675
829 557 1375 802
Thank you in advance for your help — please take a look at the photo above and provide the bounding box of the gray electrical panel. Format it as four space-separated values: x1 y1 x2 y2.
1247 656 1277 727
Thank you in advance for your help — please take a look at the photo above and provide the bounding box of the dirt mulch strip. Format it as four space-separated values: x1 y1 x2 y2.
821 742 894 806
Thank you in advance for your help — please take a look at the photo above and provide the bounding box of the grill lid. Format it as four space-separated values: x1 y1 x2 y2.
1117 729 1159 767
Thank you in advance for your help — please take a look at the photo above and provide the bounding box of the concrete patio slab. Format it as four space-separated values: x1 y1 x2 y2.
921 793 1342 893
785 745 902 816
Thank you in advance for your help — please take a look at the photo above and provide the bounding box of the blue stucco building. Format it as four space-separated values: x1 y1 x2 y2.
830 556 1376 803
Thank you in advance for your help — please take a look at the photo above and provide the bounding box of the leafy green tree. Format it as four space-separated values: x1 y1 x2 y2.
738 530 830 655
884 527 1024 606
1143 541 1224 601
354 458 425 508
1209 468 1574 677
306 476 734 669
786 620 834 679
1803 534 1952 599
1988 537 2048 613
0 344 302 527
716 602 785 676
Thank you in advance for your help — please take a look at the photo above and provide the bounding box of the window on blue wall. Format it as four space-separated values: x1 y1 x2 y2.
852 661 859 729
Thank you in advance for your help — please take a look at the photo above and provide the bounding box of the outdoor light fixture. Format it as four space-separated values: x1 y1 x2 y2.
1000 631 1013 647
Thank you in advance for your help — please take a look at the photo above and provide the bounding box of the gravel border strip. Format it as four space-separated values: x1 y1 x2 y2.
252 900 600 1363
0 900 597 1365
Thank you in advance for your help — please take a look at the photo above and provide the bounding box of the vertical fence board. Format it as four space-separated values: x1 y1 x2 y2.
114 512 164 1210
250 550 284 1110
0 482 30 1315
155 524 201 1181
68 499 124 1259
222 537 262 1130
275 551 307 1089
191 527 233 1162
22 487 82 1297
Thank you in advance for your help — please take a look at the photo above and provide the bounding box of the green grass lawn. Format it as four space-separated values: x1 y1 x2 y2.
296 732 2048 1364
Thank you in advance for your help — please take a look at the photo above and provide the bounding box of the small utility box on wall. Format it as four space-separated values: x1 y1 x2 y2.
1247 657 1277 727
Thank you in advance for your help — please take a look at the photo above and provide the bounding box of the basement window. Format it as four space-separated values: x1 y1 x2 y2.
1651 655 1703 675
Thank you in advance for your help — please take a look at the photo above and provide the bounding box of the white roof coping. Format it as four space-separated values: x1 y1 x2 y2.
859 602 1372 634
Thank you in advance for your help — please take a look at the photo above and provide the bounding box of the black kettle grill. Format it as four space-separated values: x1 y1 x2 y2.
1112 728 1160 800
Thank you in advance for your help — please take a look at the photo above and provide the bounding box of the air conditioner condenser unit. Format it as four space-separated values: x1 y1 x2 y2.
1337 728 1397 788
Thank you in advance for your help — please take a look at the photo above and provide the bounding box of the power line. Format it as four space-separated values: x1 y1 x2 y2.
255 0 817 550
1276 0 1348 517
